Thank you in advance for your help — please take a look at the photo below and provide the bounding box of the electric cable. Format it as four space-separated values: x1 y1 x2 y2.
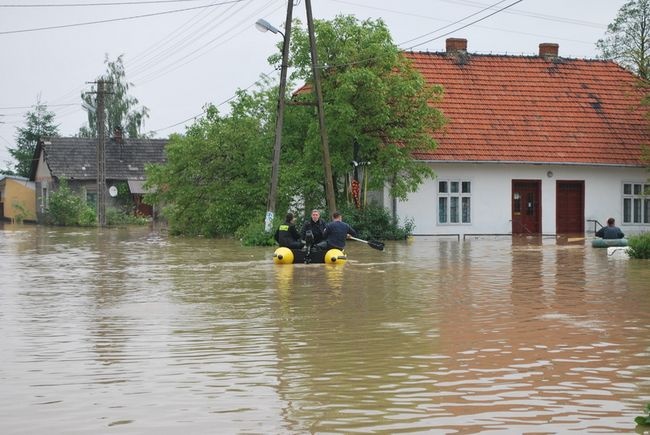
0 0 244 35
0 0 212 7
149 67 276 133
126 1 227 74
406 0 524 49
127 0 245 77
134 0 282 84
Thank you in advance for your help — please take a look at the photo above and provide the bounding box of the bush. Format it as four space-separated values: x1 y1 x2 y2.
106 207 148 226
635 403 650 426
627 232 650 259
12 201 29 223
46 180 148 227
46 180 87 226
236 220 276 247
339 203 414 240
78 206 97 226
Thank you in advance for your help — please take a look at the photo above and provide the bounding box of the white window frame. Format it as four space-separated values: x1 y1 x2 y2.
437 179 472 225
622 182 650 225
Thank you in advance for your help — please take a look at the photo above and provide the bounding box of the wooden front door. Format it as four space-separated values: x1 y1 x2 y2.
512 180 541 234
556 180 584 234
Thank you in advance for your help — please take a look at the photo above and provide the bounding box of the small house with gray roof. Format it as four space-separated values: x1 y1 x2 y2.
29 132 167 223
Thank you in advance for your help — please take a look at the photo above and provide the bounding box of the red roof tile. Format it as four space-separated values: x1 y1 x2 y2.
405 52 649 166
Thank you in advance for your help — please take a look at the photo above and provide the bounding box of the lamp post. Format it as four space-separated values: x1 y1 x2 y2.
256 2 293 233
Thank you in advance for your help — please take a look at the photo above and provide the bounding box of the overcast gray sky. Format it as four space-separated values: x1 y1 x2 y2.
0 0 627 169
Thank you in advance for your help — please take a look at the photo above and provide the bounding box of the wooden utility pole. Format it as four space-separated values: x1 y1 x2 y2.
96 80 107 227
305 0 337 216
264 0 294 232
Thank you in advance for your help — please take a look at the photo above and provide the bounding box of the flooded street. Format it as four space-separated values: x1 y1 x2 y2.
1 224 649 434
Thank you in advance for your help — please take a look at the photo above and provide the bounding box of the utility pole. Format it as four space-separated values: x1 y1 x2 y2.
263 0 293 232
96 80 107 227
305 0 337 216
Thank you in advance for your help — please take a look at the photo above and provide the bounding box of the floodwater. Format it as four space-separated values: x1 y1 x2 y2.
0 224 649 435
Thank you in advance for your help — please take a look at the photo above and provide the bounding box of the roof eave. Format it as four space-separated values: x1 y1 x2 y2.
416 159 647 168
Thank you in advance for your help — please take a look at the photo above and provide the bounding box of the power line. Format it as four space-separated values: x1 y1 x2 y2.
133 0 282 84
329 0 599 50
126 1 227 73
0 0 209 7
127 0 246 77
437 0 605 28
0 0 244 35
149 68 276 133
1 0 279 135
0 103 78 110
405 0 524 50
330 0 606 29
288 0 522 72
399 0 511 46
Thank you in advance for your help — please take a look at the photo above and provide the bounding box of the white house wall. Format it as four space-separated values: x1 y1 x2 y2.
388 162 649 237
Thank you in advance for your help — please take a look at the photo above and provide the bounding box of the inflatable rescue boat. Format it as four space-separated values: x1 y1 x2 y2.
273 247 347 264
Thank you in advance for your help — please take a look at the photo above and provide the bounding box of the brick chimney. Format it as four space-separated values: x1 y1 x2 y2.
446 38 467 54
539 43 559 58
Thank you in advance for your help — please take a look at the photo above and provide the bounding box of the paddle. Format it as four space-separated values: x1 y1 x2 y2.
349 236 385 251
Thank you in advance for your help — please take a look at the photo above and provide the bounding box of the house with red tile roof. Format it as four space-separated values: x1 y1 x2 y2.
386 39 649 237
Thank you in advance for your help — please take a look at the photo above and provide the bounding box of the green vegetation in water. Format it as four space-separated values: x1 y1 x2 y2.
46 179 96 226
635 403 650 426
627 232 650 259
338 203 413 240
46 179 148 227
106 208 149 226
12 201 29 224
237 220 276 247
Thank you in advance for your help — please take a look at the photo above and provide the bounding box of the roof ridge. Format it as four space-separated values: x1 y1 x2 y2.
403 50 612 63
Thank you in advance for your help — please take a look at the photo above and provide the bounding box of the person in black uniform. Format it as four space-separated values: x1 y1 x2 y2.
301 209 327 251
274 213 304 249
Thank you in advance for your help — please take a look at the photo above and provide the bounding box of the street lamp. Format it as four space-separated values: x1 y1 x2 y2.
256 6 293 232
255 18 282 36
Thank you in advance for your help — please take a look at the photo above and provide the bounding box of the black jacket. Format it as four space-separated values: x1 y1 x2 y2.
301 218 326 244
275 222 302 248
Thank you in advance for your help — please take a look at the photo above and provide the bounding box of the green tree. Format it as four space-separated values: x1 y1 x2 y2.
145 16 443 239
597 0 650 79
279 15 445 202
144 87 275 237
79 54 149 138
4 97 59 177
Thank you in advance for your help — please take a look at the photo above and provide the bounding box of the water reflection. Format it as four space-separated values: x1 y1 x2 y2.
0 225 649 434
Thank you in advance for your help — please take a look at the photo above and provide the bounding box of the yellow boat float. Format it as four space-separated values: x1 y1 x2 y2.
273 247 347 265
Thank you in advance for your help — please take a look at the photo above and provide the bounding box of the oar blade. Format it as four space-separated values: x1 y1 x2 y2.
368 240 385 251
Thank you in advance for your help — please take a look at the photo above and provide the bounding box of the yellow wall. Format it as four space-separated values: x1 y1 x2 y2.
1 178 36 222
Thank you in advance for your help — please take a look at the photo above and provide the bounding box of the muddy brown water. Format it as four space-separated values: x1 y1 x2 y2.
1 224 649 434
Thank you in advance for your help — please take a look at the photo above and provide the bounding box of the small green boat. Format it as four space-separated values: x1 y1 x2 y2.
591 238 628 248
